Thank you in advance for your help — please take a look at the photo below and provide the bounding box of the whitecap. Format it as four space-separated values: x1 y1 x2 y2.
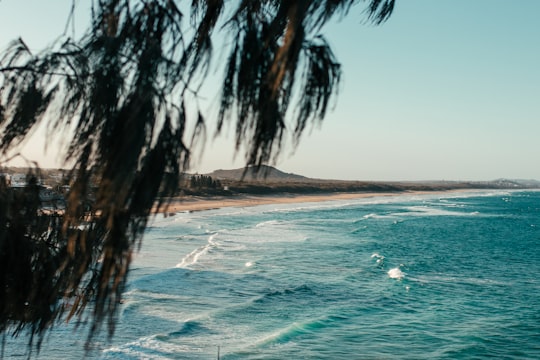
255 220 281 228
395 206 486 218
371 253 385 266
175 233 219 268
387 267 405 280
371 253 385 261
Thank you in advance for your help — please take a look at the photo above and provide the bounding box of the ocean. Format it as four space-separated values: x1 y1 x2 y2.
5 190 540 359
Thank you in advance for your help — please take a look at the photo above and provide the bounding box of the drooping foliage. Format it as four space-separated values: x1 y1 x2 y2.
0 0 394 349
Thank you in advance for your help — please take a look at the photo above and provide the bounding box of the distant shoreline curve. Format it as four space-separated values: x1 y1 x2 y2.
152 189 473 214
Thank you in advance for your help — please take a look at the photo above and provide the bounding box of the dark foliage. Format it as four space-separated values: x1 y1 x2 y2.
0 0 394 350
190 174 221 189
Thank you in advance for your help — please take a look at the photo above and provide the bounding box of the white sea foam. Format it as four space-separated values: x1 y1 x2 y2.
371 253 385 266
371 253 384 261
125 289 187 302
358 212 398 221
255 220 281 227
388 267 405 280
175 233 219 268
245 261 255 267
140 306 191 322
260 195 404 215
102 335 196 359
396 206 486 218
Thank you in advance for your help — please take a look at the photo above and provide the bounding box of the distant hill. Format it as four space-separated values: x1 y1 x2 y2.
206 165 308 182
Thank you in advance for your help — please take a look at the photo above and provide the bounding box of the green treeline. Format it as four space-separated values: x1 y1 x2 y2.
189 175 222 190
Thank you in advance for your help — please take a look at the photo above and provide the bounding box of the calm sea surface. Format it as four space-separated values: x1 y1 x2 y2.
5 190 540 359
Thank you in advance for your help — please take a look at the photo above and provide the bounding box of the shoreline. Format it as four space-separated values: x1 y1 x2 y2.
153 189 470 214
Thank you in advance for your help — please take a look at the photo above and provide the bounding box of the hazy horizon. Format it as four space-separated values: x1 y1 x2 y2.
3 163 539 184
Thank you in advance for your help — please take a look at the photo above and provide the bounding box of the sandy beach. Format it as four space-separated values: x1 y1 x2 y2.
153 190 458 214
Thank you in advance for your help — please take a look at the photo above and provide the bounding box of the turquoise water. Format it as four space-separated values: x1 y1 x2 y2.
5 190 540 358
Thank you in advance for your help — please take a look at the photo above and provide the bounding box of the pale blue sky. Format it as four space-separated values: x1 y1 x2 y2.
1 1 539 180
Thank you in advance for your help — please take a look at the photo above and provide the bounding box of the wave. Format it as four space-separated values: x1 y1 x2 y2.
102 334 198 359
255 314 345 347
351 213 397 223
255 284 315 303
175 233 219 268
255 219 282 228
167 320 213 337
123 289 188 302
257 195 408 215
395 205 486 218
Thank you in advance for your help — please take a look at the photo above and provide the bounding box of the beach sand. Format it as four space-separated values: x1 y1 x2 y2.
153 190 457 214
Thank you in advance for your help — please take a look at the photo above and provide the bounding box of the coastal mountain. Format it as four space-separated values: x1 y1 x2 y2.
201 166 540 196
206 165 307 182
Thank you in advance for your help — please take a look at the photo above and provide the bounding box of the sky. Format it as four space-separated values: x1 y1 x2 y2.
1 1 539 181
